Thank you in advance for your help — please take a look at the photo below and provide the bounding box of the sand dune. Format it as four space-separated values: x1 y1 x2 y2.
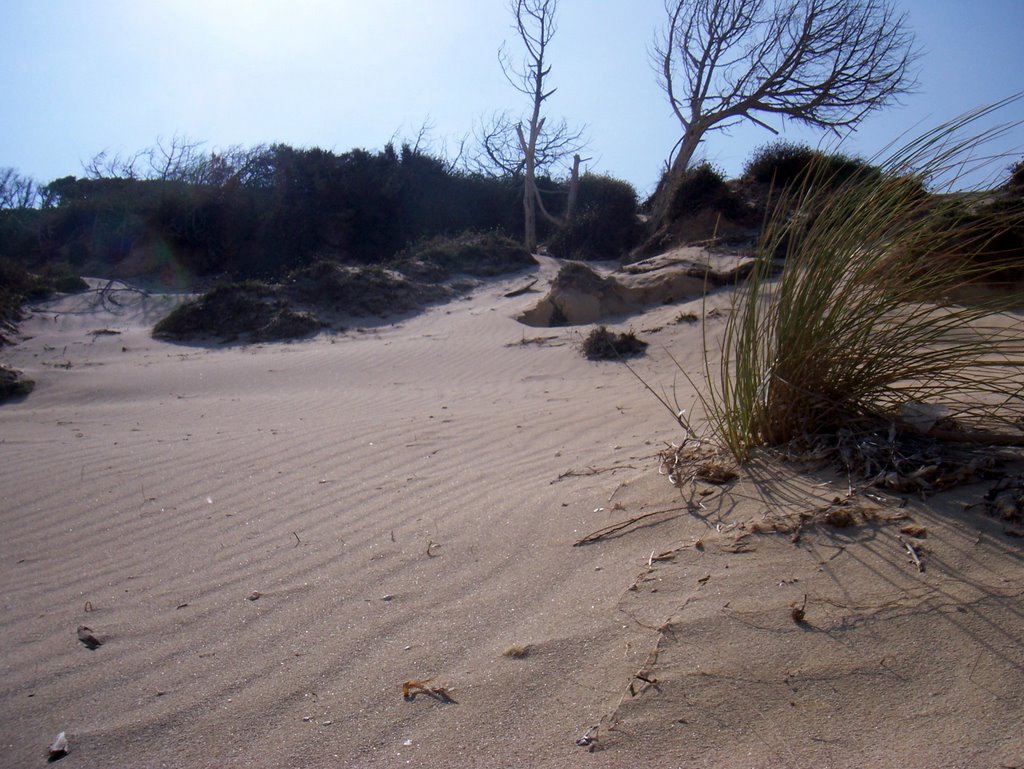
1 262 1021 768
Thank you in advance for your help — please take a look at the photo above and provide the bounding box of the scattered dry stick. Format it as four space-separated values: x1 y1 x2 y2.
573 506 689 546
901 537 925 572
607 481 626 503
402 677 455 703
552 464 638 484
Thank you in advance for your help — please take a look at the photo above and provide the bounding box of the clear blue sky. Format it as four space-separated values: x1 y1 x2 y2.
1 0 1021 195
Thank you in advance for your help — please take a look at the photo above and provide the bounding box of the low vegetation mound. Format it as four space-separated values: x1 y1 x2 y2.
581 326 647 360
742 140 877 188
1010 159 1024 189
396 231 535 278
551 261 613 293
638 164 758 257
284 262 444 316
152 231 537 343
1 259 87 343
153 283 320 343
0 365 34 403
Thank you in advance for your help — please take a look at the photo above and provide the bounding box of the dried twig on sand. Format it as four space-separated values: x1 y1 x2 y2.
573 506 690 546
552 464 638 484
658 442 737 487
900 536 925 572
402 677 456 703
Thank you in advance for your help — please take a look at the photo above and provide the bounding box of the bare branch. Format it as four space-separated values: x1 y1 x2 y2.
480 0 586 249
676 0 915 135
650 0 918 230
0 167 40 209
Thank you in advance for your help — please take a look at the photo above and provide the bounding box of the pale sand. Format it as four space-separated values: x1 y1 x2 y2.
1 261 1022 768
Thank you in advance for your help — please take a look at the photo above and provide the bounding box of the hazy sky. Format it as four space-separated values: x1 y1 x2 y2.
2 0 1022 194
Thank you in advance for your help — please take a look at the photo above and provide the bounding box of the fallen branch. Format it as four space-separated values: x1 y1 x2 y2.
573 506 689 546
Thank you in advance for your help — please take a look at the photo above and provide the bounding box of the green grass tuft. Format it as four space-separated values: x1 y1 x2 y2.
693 98 1024 461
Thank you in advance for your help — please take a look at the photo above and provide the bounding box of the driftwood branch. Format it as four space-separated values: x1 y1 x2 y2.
503 279 538 298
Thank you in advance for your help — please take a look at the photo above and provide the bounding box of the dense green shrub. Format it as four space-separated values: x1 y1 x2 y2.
41 263 89 293
548 174 642 260
394 230 534 277
669 163 729 217
743 140 876 187
0 207 42 263
1009 159 1024 189
20 142 528 283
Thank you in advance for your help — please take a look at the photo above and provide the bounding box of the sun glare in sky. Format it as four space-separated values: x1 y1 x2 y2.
1 1 1021 193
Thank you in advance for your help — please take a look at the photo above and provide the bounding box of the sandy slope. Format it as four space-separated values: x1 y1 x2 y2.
1 264 1022 769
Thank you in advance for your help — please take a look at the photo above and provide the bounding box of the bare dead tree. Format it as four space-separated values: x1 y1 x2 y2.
488 0 585 252
83 149 144 180
389 118 469 174
0 168 39 209
82 136 273 192
146 134 208 183
651 0 917 230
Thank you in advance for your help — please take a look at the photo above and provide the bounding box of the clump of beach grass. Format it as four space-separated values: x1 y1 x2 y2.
501 643 531 659
693 97 1024 461
581 326 648 360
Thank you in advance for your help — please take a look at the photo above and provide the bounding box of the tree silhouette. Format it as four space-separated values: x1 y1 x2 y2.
650 0 917 232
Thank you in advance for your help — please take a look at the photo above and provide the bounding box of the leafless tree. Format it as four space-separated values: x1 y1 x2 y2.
390 118 469 174
83 149 144 180
486 0 585 251
0 168 39 209
83 136 272 191
651 0 917 228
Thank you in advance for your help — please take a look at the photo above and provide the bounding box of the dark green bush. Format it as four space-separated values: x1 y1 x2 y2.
548 174 642 261
669 163 729 218
743 140 876 187
394 230 534 277
1 258 47 326
1009 159 1024 189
